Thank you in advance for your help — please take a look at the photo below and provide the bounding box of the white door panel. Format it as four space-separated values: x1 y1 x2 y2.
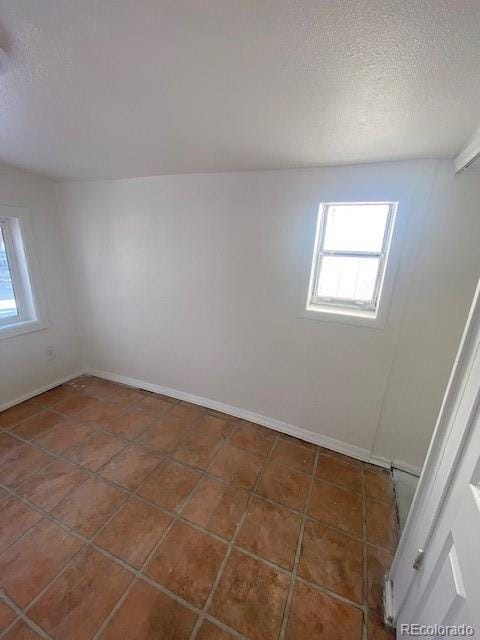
390 282 480 639
412 536 466 630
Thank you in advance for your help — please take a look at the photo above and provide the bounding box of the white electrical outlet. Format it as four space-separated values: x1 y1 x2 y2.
46 346 56 361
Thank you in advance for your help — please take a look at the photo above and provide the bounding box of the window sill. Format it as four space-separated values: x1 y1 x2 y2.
0 318 49 340
299 304 386 329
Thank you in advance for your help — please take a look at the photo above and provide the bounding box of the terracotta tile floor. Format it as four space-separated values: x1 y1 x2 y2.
0 376 398 640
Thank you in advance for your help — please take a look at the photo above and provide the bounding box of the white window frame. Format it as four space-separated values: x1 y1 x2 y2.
304 201 398 328
0 205 48 340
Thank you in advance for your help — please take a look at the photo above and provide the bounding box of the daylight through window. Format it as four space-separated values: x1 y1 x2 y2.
307 202 397 319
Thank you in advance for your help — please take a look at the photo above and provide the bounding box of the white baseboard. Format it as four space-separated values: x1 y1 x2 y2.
369 455 421 476
384 576 396 626
86 367 390 468
391 458 422 477
0 371 85 412
0 365 400 472
369 454 394 471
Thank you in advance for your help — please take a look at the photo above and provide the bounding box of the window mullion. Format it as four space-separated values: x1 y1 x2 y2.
321 250 383 258
1 220 28 322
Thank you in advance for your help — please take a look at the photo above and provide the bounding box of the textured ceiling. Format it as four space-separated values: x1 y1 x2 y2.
0 0 479 180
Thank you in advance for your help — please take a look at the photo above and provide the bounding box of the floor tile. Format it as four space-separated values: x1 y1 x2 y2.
51 394 100 417
206 408 233 420
18 460 89 511
0 601 15 632
279 432 317 450
92 383 146 405
95 497 171 568
257 461 311 511
146 520 227 607
174 430 222 469
168 401 206 423
366 497 398 551
0 431 22 461
66 431 125 471
11 410 64 440
75 398 125 427
0 496 42 554
183 476 249 539
367 612 396 639
99 579 197 640
102 406 157 439
237 496 302 570
367 544 393 615
285 580 363 640
209 443 265 489
299 519 363 603
34 419 94 454
0 381 395 640
318 447 364 467
138 417 189 453
209 549 290 640
229 421 275 457
270 439 316 473
0 400 41 428
194 414 233 439
365 469 395 504
137 459 201 511
35 386 78 406
196 620 236 639
2 621 43 639
0 444 53 488
29 547 132 640
316 453 363 494
0 601 17 633
139 394 178 416
0 518 82 607
52 476 127 537
99 444 161 490
309 479 363 537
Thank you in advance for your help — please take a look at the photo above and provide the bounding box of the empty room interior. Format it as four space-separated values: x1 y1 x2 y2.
1 2 480 639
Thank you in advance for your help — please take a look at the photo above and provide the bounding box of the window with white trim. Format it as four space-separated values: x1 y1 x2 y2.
0 209 47 339
307 202 397 322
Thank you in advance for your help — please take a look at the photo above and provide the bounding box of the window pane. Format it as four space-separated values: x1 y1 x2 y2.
0 227 18 319
323 204 390 253
316 255 380 303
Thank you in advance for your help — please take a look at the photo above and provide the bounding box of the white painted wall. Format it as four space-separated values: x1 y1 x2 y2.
0 164 81 406
2 158 477 469
372 164 480 471
57 159 463 465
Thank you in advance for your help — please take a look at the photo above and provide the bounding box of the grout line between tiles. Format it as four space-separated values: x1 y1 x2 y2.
188 435 280 640
278 447 320 640
2 421 393 554
0 425 394 563
362 462 369 640
0 379 396 639
3 469 369 615
0 590 56 640
90 451 205 640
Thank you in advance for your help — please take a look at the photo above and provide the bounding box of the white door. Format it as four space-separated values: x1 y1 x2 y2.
388 281 480 638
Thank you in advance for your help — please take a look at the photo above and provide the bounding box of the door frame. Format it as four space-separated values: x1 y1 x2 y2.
387 278 480 623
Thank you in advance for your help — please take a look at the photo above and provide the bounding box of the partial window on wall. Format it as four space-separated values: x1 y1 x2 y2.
0 206 48 339
306 202 397 326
